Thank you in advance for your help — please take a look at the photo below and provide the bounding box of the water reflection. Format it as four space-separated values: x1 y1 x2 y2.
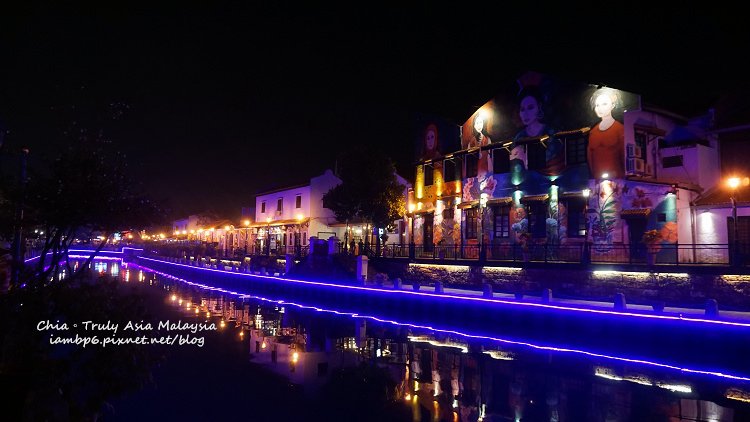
109 260 750 421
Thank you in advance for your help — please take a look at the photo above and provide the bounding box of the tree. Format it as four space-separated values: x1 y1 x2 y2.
3 99 164 288
323 145 406 252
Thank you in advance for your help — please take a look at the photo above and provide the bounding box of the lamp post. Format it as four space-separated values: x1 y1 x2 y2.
266 217 271 255
582 188 591 264
243 219 250 255
295 214 303 257
479 193 488 261
728 177 741 265
408 203 415 259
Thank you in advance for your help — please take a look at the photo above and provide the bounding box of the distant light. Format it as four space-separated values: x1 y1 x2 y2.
224 225 230 231
296 214 303 221
601 172 609 179
292 351 299 363
243 219 250 226
728 177 741 189
582 188 591 198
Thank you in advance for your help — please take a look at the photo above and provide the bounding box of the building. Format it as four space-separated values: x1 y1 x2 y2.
407 71 728 265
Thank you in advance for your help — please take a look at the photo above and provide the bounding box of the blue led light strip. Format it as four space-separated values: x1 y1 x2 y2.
129 261 750 383
139 257 750 328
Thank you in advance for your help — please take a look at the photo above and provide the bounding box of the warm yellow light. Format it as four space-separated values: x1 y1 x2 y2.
292 351 299 363
189 230 195 234
171 294 177 301
243 219 250 226
296 214 303 221
173 231 179 235
224 225 231 231
159 233 165 238
195 308 199 314
197 228 203 233
181 230 187 235
266 217 271 223
220 320 226 328
728 177 741 189
186 303 190 309
209 228 215 232
405 393 411 401
261 341 267 349
206 312 210 318
408 203 415 213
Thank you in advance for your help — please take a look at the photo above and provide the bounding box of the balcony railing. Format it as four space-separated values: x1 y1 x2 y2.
376 243 744 266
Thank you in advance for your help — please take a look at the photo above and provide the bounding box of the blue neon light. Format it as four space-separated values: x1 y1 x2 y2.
138 257 750 328
127 261 750 383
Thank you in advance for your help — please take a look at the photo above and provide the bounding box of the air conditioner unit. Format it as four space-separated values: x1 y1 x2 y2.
626 144 642 158
645 163 654 176
626 158 645 174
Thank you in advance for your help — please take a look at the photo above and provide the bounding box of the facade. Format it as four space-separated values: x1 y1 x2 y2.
407 71 725 264
252 169 348 255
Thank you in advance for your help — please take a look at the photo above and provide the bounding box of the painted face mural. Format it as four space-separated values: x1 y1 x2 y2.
519 95 541 127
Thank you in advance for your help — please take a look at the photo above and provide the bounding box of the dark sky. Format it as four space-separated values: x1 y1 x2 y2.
2 3 748 220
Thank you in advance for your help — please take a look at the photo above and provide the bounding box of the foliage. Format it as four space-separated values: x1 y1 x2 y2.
4 101 164 287
323 145 406 232
0 274 163 421
589 182 618 239
642 229 661 244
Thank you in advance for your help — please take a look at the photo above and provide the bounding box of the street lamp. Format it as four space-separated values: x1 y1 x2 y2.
408 203 416 258
479 193 488 260
266 217 271 255
582 188 591 264
728 177 742 265
296 214 303 256
243 219 250 255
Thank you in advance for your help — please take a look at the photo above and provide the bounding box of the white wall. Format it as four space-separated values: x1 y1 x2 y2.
309 169 343 240
255 186 311 223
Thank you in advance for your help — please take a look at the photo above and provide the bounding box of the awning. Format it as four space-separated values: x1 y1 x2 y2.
520 194 549 203
249 218 310 228
621 208 651 218
487 197 513 205
457 200 478 209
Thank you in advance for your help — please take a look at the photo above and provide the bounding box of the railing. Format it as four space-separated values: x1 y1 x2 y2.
377 243 744 266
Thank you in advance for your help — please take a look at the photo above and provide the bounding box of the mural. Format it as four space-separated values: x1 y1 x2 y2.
415 113 461 161
409 71 701 259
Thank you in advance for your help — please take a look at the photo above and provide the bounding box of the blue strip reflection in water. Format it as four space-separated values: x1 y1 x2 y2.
129 261 750 383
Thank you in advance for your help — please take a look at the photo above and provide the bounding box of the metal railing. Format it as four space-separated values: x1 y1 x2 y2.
377 243 744 266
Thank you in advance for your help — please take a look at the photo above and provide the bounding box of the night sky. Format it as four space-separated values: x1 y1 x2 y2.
2 4 749 221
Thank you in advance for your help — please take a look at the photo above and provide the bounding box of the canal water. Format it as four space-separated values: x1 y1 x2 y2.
89 259 750 422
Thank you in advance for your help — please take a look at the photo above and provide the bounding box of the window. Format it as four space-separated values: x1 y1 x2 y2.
423 164 433 186
566 199 586 237
635 132 648 165
465 153 478 178
662 155 683 168
295 195 302 208
443 208 454 220
566 136 587 165
444 159 460 182
277 198 283 212
493 206 510 238
527 142 546 171
527 202 547 238
492 148 510 174
465 208 478 239
261 201 266 213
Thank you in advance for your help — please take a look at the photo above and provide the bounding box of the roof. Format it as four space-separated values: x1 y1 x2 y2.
621 208 651 218
693 186 750 207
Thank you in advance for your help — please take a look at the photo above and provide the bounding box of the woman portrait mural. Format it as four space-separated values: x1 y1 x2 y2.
587 87 625 179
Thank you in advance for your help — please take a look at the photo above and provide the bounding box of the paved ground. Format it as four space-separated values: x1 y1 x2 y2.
389 282 750 323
